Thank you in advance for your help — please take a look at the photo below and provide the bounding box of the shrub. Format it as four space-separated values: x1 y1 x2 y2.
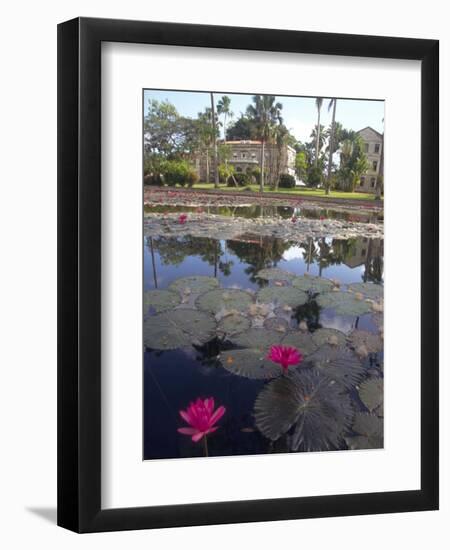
227 172 251 187
248 166 261 185
144 172 163 186
218 163 235 183
306 165 323 188
278 173 296 189
162 160 198 187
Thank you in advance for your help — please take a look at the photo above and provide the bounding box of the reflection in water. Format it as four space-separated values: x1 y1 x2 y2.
145 203 383 223
143 232 384 460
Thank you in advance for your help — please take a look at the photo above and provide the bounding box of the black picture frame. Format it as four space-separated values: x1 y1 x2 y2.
57 16 439 533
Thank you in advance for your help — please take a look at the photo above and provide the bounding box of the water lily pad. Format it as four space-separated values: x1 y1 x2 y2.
263 317 289 332
346 413 383 449
292 275 334 293
307 345 364 389
359 378 383 412
229 328 284 351
349 330 383 354
168 275 219 295
256 267 296 282
217 313 251 336
372 313 384 333
196 289 254 314
281 331 318 357
312 328 347 347
317 291 372 316
143 289 181 313
348 282 383 300
254 369 354 452
220 349 282 379
257 286 308 308
143 308 216 350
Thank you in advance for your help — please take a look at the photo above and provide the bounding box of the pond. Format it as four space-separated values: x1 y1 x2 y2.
143 209 384 460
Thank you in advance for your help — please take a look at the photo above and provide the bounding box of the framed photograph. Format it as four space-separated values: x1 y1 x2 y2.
57 17 439 532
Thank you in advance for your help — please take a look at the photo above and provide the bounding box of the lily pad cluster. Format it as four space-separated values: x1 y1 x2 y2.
317 290 373 316
143 308 216 350
144 274 384 453
144 211 384 241
346 413 383 450
254 369 354 452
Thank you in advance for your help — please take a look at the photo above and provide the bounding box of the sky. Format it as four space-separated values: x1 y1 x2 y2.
144 89 384 143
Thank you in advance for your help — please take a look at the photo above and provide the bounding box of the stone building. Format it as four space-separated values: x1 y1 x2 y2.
356 126 384 193
343 237 384 269
195 140 296 184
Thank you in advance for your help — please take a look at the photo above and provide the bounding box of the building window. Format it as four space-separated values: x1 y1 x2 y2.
372 160 378 171
361 249 366 256
242 151 248 159
364 143 369 153
236 166 242 173
233 153 238 159
374 143 380 153
371 177 376 187
360 177 365 187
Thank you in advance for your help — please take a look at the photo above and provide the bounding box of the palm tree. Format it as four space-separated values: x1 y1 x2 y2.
326 98 337 195
210 93 219 188
197 109 214 184
246 95 283 192
273 124 290 189
217 96 233 141
315 97 323 166
376 128 384 200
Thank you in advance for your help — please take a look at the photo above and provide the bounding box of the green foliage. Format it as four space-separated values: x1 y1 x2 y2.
335 136 369 192
307 164 323 187
218 163 235 183
144 172 163 186
228 172 251 187
278 173 296 189
144 99 199 157
225 115 256 140
294 151 308 181
162 160 198 187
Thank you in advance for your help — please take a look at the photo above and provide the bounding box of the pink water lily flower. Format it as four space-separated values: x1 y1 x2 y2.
178 213 188 224
267 345 303 372
178 397 226 442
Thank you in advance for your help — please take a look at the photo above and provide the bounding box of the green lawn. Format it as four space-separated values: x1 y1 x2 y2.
192 183 380 201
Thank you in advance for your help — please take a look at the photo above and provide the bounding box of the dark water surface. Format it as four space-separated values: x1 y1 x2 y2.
143 221 384 460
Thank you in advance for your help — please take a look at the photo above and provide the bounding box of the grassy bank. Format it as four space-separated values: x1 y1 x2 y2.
192 183 380 201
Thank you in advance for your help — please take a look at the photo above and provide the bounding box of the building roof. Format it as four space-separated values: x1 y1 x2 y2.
356 126 384 139
224 140 262 145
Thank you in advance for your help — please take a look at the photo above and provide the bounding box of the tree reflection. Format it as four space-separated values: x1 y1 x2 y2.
226 236 291 285
146 234 384 285
146 236 234 279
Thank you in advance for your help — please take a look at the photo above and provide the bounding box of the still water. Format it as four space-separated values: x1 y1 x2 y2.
143 224 384 460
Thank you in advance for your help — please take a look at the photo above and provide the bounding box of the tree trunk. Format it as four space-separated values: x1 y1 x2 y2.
375 133 384 200
205 150 210 184
326 99 337 195
315 110 321 167
149 237 158 288
260 139 265 193
210 93 219 189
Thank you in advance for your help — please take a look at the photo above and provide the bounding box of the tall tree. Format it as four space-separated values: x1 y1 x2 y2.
375 131 384 200
273 123 290 189
197 109 215 184
217 96 233 141
315 98 323 166
325 98 337 195
246 95 283 192
226 115 256 141
210 93 219 188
